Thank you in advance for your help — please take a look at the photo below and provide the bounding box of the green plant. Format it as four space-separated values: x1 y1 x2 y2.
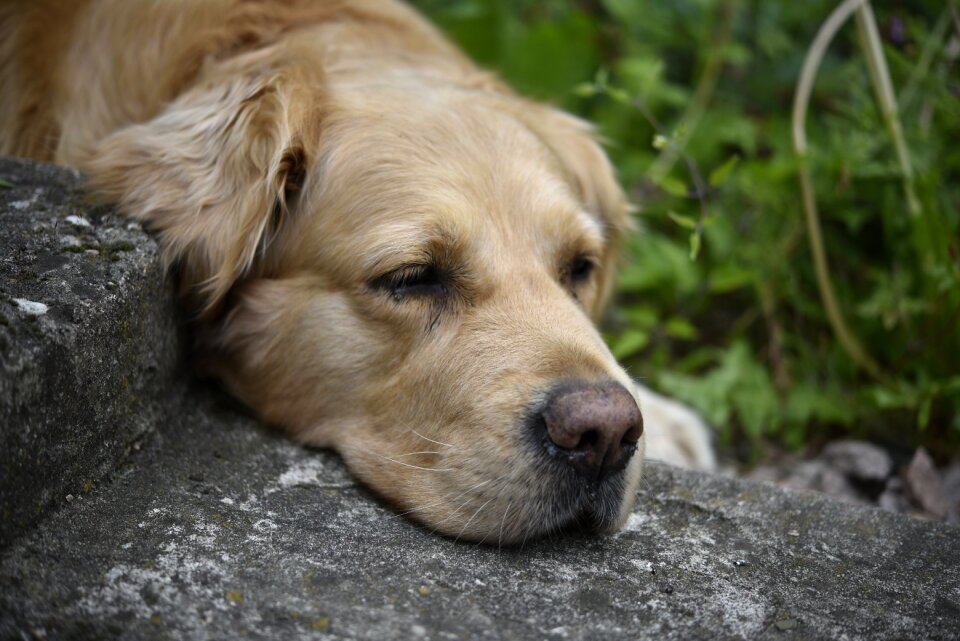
413 0 960 459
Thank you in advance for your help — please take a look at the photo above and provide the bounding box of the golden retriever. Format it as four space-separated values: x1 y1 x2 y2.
1 0 714 543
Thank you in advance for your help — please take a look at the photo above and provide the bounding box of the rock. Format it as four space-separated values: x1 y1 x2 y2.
906 448 948 519
877 477 909 514
944 463 960 525
779 460 868 505
0 156 180 548
1 392 959 641
821 439 893 482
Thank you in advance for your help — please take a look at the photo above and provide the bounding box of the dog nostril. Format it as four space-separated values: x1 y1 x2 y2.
621 422 642 446
575 429 600 452
540 381 643 478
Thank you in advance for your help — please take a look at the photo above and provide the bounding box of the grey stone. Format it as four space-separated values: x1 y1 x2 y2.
779 460 868 505
906 448 947 519
821 439 894 482
1 398 958 640
944 463 960 525
878 477 909 514
0 156 180 548
1 155 959 640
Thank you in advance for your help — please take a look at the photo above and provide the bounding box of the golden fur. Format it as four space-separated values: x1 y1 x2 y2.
1 0 713 543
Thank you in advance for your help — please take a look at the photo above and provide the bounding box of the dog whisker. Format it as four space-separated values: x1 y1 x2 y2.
377 455 453 473
497 499 514 553
455 496 494 543
387 478 492 521
387 450 443 458
430 495 475 534
428 474 504 535
407 427 453 449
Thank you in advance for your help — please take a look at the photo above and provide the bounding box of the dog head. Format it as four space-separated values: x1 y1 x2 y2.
89 47 644 544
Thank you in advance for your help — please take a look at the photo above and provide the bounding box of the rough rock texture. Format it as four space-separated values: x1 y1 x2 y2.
2 392 959 641
1 155 959 640
0 156 180 548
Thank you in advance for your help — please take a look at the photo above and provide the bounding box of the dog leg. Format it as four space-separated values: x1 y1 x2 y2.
635 384 717 471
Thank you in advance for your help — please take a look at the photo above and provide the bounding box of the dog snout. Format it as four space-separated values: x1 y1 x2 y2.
539 381 643 480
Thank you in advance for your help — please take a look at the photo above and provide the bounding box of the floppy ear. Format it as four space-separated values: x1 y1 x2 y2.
86 67 321 316
520 108 634 320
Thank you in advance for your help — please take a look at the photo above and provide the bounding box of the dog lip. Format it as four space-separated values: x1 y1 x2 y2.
560 488 625 534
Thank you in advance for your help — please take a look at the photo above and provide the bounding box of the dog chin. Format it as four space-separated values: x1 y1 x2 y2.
454 445 643 546
557 452 644 535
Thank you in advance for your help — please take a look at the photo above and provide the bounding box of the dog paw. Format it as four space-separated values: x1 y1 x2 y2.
634 383 717 472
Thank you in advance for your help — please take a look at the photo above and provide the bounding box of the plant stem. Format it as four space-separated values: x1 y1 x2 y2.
853 2 922 219
899 5 952 111
648 0 735 183
791 0 889 382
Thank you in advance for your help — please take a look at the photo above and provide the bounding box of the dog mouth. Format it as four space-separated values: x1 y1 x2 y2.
368 380 643 544
544 467 634 534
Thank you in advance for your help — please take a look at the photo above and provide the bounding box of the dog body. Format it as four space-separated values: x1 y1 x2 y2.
1 0 713 543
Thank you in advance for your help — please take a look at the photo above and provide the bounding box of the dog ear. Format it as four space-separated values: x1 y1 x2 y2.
86 68 321 316
520 108 634 320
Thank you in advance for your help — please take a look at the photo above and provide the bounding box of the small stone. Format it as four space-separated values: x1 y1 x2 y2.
734 559 749 567
745 464 784 484
411 624 427 636
878 477 908 514
943 463 960 524
59 234 83 250
781 462 865 504
13 298 48 316
821 440 893 482
65 494 74 503
905 448 947 518
774 617 797 631
64 215 91 228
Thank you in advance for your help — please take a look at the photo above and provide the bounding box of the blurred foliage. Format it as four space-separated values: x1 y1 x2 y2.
412 0 960 460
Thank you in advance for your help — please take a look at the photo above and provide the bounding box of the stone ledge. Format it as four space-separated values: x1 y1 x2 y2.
1 388 958 640
0 156 180 548
0 155 958 640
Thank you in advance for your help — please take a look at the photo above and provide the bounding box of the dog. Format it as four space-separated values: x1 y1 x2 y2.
1 0 714 543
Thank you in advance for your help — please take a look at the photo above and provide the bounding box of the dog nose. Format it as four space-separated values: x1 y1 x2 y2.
541 382 643 479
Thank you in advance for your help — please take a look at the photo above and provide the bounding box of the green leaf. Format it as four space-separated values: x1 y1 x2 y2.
595 67 610 87
665 317 698 340
0 178 13 189
708 264 753 293
688 232 701 260
667 211 697 230
917 396 932 432
655 175 687 197
573 82 597 97
652 134 670 150
610 329 649 360
708 155 740 187
605 85 631 104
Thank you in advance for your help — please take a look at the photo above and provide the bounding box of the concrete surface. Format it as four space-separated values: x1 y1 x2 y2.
0 157 179 548
1 155 958 640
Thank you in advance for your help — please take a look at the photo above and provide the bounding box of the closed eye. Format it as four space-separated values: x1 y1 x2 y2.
569 254 597 286
372 264 448 301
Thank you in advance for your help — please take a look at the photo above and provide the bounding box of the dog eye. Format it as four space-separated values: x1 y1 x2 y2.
375 264 447 301
569 255 596 285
